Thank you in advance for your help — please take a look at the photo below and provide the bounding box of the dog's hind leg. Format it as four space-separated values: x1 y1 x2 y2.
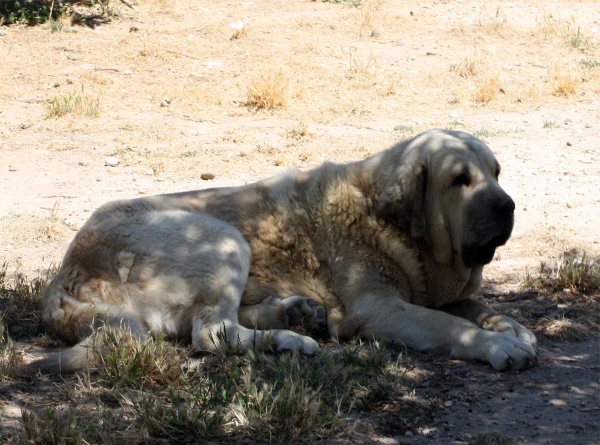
26 267 150 374
187 225 319 355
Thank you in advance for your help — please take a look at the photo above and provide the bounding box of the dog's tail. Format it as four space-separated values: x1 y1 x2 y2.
27 338 94 374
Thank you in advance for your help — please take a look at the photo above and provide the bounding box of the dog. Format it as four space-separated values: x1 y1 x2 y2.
30 129 537 373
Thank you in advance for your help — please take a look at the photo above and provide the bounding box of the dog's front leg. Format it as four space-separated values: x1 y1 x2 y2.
343 294 537 371
441 298 537 348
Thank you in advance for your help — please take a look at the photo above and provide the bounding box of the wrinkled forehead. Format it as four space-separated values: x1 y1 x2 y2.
417 131 499 173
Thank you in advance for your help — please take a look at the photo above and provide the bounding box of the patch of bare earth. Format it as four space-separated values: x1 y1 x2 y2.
1 0 599 443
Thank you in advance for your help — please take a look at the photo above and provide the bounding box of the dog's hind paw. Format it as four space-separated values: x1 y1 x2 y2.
281 296 327 335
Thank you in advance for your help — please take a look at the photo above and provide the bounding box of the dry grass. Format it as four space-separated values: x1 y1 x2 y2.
450 53 487 78
359 0 380 38
0 314 23 381
551 70 579 96
90 327 188 390
288 122 311 140
344 47 376 80
474 76 502 104
535 317 592 342
45 86 100 118
475 6 514 38
523 250 600 294
16 333 422 443
517 250 600 341
0 263 56 343
246 70 288 110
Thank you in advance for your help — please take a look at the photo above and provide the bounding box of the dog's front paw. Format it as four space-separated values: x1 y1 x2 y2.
483 331 537 371
482 314 537 348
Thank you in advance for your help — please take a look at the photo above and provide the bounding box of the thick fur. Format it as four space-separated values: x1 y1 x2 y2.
29 130 537 374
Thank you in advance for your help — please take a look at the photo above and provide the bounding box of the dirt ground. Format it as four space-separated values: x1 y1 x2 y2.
1 0 599 443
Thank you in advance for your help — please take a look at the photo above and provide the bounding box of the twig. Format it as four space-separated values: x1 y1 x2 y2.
119 0 138 11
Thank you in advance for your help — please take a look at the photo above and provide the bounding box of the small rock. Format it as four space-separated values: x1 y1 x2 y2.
566 141 572 146
78 161 89 166
0 30 7 36
394 124 412 131
157 177 166 182
105 156 120 167
453 442 468 445
160 100 171 107
201 172 216 180
566 202 572 208
129 26 140 32
66 78 74 85
404 431 413 436
146 169 155 175
203 60 223 68
138 190 146 194
444 401 454 407
124 70 132 75
229 20 245 30
8 165 17 172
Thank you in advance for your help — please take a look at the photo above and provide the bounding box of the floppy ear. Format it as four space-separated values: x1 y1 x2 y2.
375 162 428 238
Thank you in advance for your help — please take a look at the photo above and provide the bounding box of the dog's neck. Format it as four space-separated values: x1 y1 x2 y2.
417 243 483 307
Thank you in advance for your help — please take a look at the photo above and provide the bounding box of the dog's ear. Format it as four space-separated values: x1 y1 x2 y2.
375 161 428 238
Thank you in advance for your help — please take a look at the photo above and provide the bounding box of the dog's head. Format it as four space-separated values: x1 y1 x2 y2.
375 129 514 269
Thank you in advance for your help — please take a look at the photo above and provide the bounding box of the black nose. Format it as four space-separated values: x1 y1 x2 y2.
495 195 515 217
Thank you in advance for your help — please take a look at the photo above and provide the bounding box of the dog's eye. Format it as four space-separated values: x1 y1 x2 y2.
452 173 471 187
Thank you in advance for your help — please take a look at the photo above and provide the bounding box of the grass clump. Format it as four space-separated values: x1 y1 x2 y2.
518 250 600 342
45 86 100 118
0 315 23 380
246 70 288 110
580 59 600 69
523 250 599 294
90 327 188 390
0 0 65 25
0 262 55 340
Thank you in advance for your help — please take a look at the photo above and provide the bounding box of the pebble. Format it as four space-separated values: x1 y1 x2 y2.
201 172 216 180
105 156 120 167
566 141 572 146
404 431 413 437
229 20 245 30
394 124 412 131
160 100 171 107
78 161 89 166
8 165 17 171
124 70 132 75
0 30 6 36
444 401 454 407
146 169 155 175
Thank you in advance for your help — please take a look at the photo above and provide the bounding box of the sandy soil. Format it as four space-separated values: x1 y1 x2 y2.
1 0 599 443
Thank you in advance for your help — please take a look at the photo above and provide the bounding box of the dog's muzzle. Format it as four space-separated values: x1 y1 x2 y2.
461 194 515 268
